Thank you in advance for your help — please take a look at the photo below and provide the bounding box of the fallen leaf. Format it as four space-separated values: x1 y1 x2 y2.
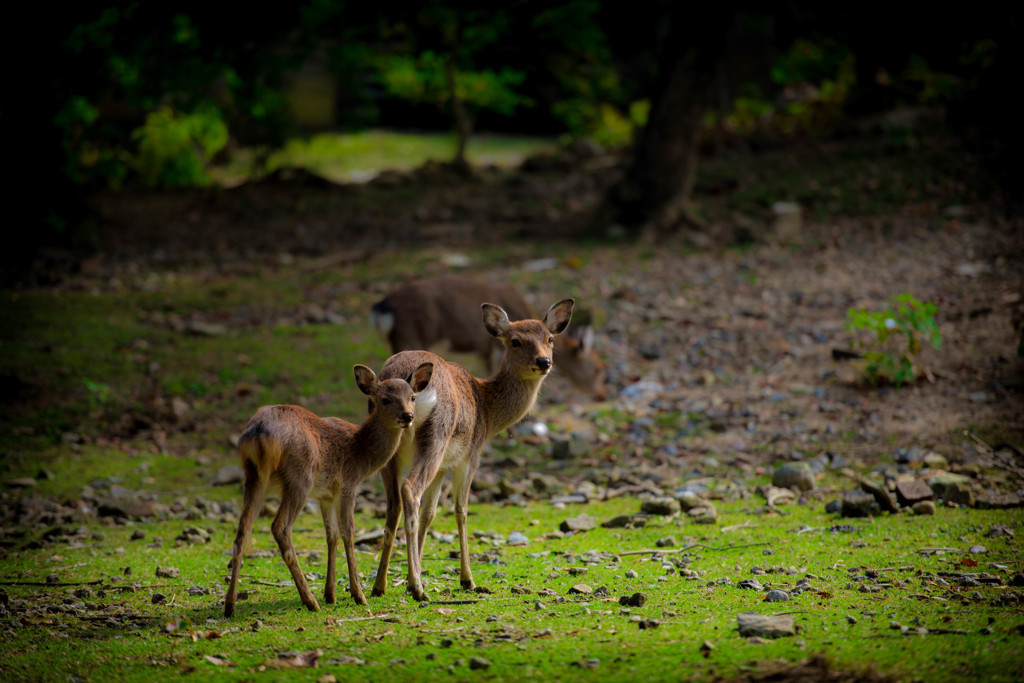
204 655 229 666
961 558 979 567
263 649 322 669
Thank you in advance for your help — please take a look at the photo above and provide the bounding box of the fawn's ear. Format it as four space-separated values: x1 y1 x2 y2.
482 303 511 338
410 362 434 392
354 365 378 396
543 298 574 335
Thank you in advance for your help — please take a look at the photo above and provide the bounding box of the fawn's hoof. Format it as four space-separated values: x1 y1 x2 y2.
410 586 429 602
461 579 476 591
304 600 321 612
370 587 386 598
352 593 368 606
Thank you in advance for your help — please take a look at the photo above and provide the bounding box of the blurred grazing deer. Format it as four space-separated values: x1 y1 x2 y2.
371 299 574 601
371 275 606 400
223 362 434 616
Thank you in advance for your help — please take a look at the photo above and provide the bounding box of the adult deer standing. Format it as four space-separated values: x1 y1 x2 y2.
371 275 606 400
371 298 574 601
224 363 433 617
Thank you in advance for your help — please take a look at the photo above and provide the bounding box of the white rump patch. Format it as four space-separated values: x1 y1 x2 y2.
370 310 395 335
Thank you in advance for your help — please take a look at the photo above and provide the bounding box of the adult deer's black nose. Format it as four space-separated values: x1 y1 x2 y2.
401 412 414 424
536 357 552 371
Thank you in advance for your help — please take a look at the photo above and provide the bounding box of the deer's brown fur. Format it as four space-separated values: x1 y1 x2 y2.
371 275 605 400
371 299 574 601
224 363 433 616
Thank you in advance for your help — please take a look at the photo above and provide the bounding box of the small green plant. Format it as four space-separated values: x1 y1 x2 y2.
846 293 942 386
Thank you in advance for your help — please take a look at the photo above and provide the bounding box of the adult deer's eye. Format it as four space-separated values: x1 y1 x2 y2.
381 398 391 406
511 339 522 348
411 396 416 402
547 336 554 344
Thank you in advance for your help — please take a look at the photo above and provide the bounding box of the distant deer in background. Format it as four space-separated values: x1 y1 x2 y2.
371 299 574 601
224 363 434 616
371 275 606 401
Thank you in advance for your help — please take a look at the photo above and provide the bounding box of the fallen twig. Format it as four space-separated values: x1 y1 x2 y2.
721 522 758 533
916 547 961 553
328 613 395 624
965 431 1024 479
0 579 104 587
619 542 769 557
426 599 479 605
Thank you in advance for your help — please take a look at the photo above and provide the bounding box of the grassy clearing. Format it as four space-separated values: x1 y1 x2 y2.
210 130 556 185
1 494 1022 682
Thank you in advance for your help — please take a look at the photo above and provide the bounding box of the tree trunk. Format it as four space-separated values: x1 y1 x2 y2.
602 7 734 236
445 57 473 171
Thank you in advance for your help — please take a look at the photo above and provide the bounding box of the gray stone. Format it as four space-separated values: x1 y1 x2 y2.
895 479 933 507
469 656 492 670
859 478 898 513
560 514 597 533
507 532 529 546
213 465 245 486
764 589 789 603
602 515 632 528
689 504 718 524
771 463 815 492
568 584 593 595
737 579 763 591
840 490 880 518
737 612 796 638
675 491 710 511
929 473 974 506
618 592 646 607
640 497 681 516
656 536 676 548
968 545 987 554
912 500 936 515
155 566 179 579
923 452 949 469
98 497 157 519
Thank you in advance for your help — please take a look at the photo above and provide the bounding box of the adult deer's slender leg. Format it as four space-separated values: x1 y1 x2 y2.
224 462 264 617
372 459 402 597
451 452 481 590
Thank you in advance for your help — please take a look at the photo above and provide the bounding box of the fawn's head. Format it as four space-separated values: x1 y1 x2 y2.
559 326 607 401
355 362 434 428
483 299 574 381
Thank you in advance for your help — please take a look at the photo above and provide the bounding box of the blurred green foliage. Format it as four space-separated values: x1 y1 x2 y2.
132 104 228 187
46 3 1016 190
847 294 942 387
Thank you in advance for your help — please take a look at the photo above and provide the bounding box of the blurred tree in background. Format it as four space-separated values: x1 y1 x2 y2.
26 0 1022 261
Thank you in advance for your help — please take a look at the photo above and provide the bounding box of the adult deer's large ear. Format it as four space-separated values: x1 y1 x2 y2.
410 363 434 392
354 365 378 396
542 298 574 335
482 303 511 338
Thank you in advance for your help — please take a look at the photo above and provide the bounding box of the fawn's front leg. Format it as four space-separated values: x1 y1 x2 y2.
320 497 341 605
338 490 367 605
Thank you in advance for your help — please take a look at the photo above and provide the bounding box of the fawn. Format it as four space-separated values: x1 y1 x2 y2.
371 299 574 601
223 362 434 617
371 275 606 400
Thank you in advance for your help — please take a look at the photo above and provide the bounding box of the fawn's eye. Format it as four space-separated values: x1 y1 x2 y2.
411 396 416 402
381 398 391 406
511 339 522 348
547 336 554 344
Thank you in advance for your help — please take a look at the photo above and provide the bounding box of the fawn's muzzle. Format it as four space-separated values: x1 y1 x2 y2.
536 357 552 372
400 412 414 425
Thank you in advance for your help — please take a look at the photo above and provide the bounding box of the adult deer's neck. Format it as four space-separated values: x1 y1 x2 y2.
481 370 544 438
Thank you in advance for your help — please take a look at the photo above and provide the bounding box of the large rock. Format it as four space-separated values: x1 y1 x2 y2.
895 479 933 507
859 478 898 513
928 473 974 506
771 463 815 492
98 496 157 519
640 497 681 516
560 514 597 533
840 490 879 518
737 612 796 638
